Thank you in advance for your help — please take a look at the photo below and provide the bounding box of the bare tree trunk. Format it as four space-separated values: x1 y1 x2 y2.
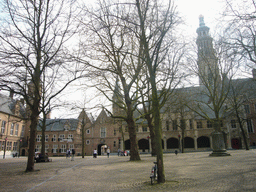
26 112 39 172
126 112 140 161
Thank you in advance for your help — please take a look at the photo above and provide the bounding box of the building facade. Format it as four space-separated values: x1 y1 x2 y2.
0 93 27 158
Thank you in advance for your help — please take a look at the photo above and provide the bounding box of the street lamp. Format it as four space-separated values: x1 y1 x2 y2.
178 134 181 151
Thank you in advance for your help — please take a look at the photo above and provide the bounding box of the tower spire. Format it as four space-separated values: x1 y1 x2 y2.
196 16 219 86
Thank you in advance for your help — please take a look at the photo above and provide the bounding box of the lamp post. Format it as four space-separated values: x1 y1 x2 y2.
178 134 181 151
19 139 22 157
3 137 7 159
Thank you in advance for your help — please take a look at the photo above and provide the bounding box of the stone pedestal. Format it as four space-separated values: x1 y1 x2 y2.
210 131 231 157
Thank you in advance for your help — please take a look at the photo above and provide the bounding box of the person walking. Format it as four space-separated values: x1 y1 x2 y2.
71 149 75 161
93 149 97 158
107 148 110 158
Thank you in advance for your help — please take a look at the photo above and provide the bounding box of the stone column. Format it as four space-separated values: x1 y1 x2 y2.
149 138 152 153
194 136 198 150
163 136 167 151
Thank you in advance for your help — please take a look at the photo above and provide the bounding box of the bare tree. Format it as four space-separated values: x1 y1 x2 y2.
187 27 238 156
135 0 184 183
78 0 143 161
223 0 256 69
0 0 81 172
226 79 252 150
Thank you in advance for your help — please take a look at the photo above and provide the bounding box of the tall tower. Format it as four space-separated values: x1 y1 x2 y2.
196 15 219 86
112 77 123 116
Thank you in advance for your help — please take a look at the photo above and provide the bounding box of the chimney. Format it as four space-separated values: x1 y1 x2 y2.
46 111 51 119
9 90 14 99
253 69 256 79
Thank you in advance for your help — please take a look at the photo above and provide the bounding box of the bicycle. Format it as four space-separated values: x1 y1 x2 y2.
150 161 157 185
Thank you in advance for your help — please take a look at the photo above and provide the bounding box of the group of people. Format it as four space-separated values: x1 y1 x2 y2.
93 147 111 158
66 149 76 161
117 149 130 156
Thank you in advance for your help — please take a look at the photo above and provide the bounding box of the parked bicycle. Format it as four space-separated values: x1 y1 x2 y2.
150 161 157 185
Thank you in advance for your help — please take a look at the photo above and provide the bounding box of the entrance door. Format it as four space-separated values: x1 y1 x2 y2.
22 149 25 156
98 144 107 155
231 138 240 149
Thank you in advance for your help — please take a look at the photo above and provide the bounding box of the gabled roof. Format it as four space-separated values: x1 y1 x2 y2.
0 93 26 118
37 118 79 131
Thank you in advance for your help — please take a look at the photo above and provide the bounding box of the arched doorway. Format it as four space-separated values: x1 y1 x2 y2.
167 138 179 149
231 138 240 149
184 137 194 148
98 144 107 155
21 149 25 156
197 136 210 148
138 139 149 152
124 139 130 150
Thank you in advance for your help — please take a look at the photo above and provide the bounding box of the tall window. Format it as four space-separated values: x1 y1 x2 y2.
1 141 5 150
86 129 90 134
7 141 12 150
35 145 40 152
142 126 147 132
61 144 66 153
15 124 19 136
173 120 178 130
166 121 169 131
207 120 212 128
59 134 65 142
189 119 193 129
247 119 254 133
13 142 18 151
21 125 25 137
101 127 106 138
68 134 73 140
1 121 6 134
52 135 56 142
45 144 49 153
86 140 90 145
114 141 116 147
69 144 74 151
10 123 14 135
244 105 250 114
45 135 49 142
231 120 236 128
52 145 58 153
36 135 42 142
197 121 203 129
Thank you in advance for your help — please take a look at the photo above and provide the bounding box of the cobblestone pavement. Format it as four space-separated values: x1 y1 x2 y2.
0 150 256 192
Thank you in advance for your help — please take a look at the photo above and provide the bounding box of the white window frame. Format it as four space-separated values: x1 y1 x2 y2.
231 120 236 129
35 145 41 152
59 134 65 142
86 140 90 145
68 134 73 139
10 123 14 135
69 144 74 151
45 135 49 142
7 141 12 150
21 125 25 137
1 121 6 134
247 119 254 133
52 134 56 142
53 144 58 153
36 135 42 142
101 127 106 138
13 142 18 151
45 144 49 153
61 144 66 153
86 129 90 134
15 124 19 136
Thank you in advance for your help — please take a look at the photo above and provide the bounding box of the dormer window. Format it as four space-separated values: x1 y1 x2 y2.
64 124 69 131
